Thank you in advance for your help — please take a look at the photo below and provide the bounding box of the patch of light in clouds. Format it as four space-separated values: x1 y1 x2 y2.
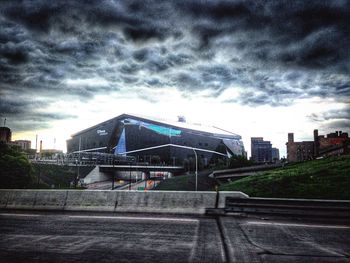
65 78 110 87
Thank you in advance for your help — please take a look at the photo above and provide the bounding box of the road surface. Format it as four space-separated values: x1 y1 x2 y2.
0 211 349 262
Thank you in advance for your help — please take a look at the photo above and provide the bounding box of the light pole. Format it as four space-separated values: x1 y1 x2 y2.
77 137 81 186
112 156 115 190
192 148 198 191
129 162 131 190
74 159 78 188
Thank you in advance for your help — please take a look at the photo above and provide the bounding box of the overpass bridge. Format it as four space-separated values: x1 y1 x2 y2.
99 164 184 173
99 165 185 190
81 165 185 190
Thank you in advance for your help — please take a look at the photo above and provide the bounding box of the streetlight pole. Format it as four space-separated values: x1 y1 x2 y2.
112 155 115 190
129 161 131 191
77 136 81 186
192 148 198 191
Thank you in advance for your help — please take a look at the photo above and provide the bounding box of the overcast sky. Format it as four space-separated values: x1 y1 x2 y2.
1 0 350 157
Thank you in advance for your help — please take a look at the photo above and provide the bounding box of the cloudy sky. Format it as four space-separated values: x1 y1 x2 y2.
1 0 350 157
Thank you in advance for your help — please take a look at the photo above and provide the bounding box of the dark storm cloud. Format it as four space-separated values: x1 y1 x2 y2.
1 0 350 131
310 107 350 122
173 72 202 90
184 1 350 70
0 99 37 115
0 96 76 131
0 96 68 118
123 26 168 42
328 120 350 130
4 111 77 132
309 104 350 130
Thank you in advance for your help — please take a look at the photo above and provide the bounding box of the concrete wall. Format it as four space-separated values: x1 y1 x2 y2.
0 189 248 214
83 166 111 184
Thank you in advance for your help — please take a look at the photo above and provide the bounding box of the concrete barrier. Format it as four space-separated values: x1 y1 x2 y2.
65 190 117 212
114 190 218 214
34 190 68 210
0 190 12 209
0 189 248 214
218 191 249 208
5 190 37 210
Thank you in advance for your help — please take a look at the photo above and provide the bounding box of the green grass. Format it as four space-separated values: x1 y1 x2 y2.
219 155 350 200
155 170 217 191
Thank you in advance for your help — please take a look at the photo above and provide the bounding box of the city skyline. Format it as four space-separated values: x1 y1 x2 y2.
1 1 350 157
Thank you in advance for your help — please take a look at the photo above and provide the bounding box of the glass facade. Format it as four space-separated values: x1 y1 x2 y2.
251 137 272 163
123 118 182 137
115 128 126 155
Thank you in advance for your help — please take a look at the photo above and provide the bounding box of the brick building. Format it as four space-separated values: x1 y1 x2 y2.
286 130 350 162
13 140 31 150
0 126 11 143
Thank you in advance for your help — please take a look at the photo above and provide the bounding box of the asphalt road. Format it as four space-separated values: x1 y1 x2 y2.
0 211 349 263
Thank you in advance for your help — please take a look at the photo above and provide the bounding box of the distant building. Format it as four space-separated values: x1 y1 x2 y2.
315 130 350 156
286 130 350 162
286 133 314 162
0 126 34 153
271 148 280 161
0 126 12 143
40 149 63 159
13 140 31 150
251 137 272 163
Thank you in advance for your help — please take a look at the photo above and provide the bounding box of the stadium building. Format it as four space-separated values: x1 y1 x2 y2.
66 114 245 166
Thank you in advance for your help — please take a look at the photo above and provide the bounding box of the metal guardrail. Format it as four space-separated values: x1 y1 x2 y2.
30 152 137 166
225 197 350 218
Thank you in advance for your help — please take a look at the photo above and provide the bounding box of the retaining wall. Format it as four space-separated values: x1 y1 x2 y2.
0 189 248 214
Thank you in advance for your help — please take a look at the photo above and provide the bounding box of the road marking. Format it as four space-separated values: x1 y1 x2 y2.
0 213 40 217
189 222 200 262
69 215 198 223
0 213 198 223
246 221 350 229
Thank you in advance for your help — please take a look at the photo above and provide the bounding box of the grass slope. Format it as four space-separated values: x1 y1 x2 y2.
155 170 217 191
219 155 350 200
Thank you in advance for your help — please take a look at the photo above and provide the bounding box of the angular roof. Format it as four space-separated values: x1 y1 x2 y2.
129 113 241 139
71 113 241 140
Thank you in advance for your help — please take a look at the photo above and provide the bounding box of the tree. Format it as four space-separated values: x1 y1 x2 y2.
0 143 34 188
227 154 254 169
